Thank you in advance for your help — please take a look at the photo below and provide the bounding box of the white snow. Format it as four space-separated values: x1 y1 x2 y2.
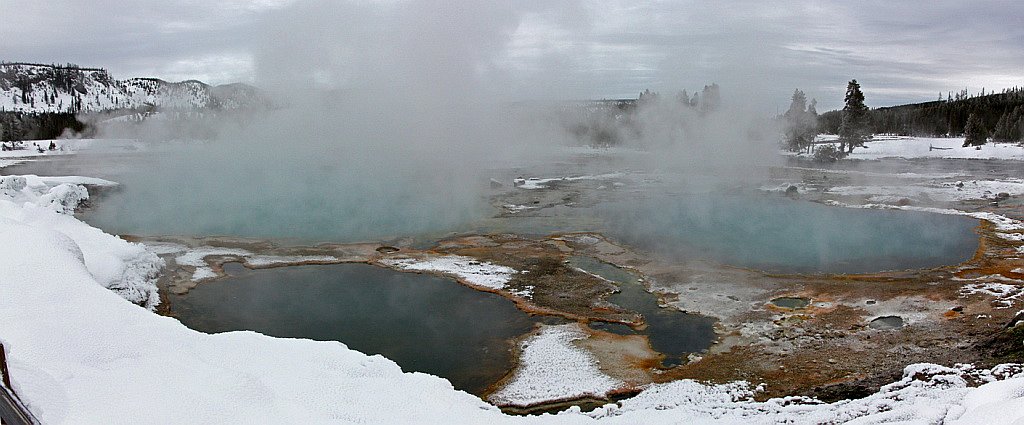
587 363 1024 424
960 282 1024 309
174 247 253 267
0 63 257 114
174 247 252 281
381 255 520 292
142 241 190 255
822 200 1024 239
837 136 1024 160
824 178 1024 203
489 323 624 407
145 242 339 280
244 255 339 267
504 204 536 214
0 177 161 309
0 174 113 214
516 173 625 190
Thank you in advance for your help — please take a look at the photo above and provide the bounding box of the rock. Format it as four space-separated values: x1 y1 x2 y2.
785 185 799 197
996 192 1010 200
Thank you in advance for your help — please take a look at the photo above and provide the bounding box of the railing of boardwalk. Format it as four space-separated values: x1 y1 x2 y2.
0 342 40 425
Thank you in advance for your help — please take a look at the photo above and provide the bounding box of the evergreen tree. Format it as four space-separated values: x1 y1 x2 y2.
783 89 818 153
962 112 987 147
676 89 690 107
700 83 721 113
991 112 1012 142
838 79 870 153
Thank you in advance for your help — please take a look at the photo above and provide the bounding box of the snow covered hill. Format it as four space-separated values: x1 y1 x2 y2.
0 62 262 113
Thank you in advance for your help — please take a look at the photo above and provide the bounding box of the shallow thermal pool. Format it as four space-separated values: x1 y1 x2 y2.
21 152 980 274
597 192 980 274
171 263 541 395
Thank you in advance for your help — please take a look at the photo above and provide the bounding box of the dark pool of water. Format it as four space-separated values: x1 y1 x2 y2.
170 264 540 395
771 297 811 309
869 315 905 330
569 256 717 367
597 192 980 274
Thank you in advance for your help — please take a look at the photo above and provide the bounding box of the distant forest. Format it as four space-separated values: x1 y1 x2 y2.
819 87 1024 141
0 111 89 141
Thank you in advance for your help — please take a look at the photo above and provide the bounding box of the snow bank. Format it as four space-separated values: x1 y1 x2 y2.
585 363 1024 424
0 175 160 308
381 255 519 292
490 324 624 407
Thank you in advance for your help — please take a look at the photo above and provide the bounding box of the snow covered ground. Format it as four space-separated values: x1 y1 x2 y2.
807 136 1024 160
0 139 145 168
145 243 340 281
514 173 625 190
381 255 522 293
822 178 1024 203
489 324 624 407
3 170 1024 422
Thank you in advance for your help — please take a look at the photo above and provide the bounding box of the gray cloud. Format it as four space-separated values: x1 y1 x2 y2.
2 0 1022 109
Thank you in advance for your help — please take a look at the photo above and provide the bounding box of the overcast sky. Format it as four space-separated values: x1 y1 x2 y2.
2 0 1022 110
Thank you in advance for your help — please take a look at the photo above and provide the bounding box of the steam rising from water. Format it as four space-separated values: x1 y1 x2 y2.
88 0 783 241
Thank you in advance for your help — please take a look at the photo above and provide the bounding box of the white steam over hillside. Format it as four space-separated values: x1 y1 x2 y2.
0 62 261 113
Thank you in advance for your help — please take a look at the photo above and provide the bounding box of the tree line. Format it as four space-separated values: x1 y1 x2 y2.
0 111 89 141
818 87 1024 140
783 81 1024 161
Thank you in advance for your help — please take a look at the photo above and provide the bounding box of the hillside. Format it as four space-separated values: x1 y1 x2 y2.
0 62 262 114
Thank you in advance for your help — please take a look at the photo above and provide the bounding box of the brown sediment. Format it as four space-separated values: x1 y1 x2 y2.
575 326 661 386
624 215 1024 402
484 322 657 414
385 233 646 325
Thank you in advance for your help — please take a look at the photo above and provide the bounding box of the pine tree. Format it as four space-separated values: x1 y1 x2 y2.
676 89 690 107
700 83 720 113
838 79 869 153
991 112 1012 142
962 112 987 147
783 89 818 153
